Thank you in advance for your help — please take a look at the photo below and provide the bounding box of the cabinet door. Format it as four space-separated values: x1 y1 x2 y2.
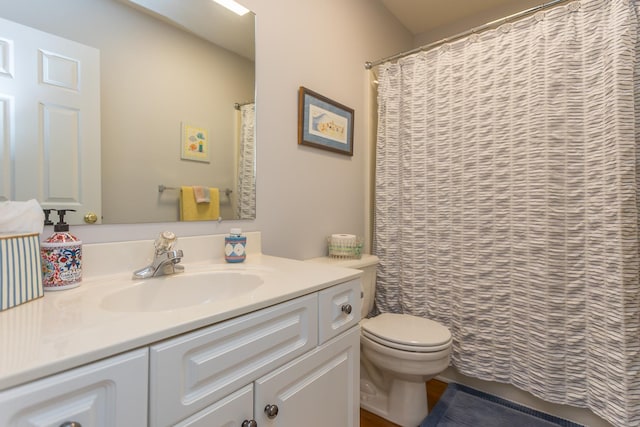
150 294 318 427
0 348 148 427
175 384 254 427
254 326 360 427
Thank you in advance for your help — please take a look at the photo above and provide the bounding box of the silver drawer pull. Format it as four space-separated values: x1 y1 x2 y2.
341 304 352 315
60 423 82 427
264 404 279 419
242 420 257 427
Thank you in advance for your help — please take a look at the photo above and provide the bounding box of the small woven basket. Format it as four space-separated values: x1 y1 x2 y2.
327 235 363 259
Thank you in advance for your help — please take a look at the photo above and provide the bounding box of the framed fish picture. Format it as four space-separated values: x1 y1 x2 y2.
298 87 354 156
181 122 210 163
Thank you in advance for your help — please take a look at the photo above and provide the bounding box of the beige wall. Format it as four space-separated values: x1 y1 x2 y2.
412 0 543 46
242 0 412 258
12 0 411 259
96 4 255 223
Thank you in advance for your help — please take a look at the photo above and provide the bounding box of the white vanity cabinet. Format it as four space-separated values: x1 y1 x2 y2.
0 272 361 427
0 348 149 427
149 294 319 426
150 278 361 427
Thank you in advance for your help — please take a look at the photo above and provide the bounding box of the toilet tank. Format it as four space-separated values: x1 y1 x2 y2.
306 254 379 319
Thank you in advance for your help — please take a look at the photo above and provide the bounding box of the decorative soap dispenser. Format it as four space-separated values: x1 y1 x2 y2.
41 209 82 290
225 228 246 263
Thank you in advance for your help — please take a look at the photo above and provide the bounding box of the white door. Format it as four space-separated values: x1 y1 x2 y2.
254 327 360 427
0 17 101 225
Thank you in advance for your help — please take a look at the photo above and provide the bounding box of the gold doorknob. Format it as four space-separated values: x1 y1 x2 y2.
84 212 98 224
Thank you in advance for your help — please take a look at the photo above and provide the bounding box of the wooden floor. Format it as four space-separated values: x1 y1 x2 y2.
360 379 448 427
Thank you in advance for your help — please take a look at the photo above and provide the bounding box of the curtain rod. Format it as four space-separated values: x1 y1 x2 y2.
234 101 254 110
365 0 572 69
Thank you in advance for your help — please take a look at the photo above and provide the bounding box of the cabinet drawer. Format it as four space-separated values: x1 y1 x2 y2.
318 279 361 344
150 293 318 427
0 348 148 427
175 384 253 427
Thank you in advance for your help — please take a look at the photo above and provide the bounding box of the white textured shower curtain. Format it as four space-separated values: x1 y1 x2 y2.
373 1 640 425
237 103 256 219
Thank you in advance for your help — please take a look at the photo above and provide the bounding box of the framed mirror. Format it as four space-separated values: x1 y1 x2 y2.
0 0 256 225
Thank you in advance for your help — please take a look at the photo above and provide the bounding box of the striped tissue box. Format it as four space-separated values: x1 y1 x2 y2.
0 233 44 311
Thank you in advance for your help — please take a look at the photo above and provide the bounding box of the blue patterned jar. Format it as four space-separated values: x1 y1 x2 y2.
40 210 82 291
41 230 82 290
225 228 246 263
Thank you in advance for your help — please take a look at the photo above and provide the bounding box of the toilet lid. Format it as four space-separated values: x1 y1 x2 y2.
361 313 452 352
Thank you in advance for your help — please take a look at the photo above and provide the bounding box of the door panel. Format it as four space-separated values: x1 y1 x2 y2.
0 16 100 225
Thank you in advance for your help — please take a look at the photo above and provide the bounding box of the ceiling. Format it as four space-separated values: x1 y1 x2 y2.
379 0 547 37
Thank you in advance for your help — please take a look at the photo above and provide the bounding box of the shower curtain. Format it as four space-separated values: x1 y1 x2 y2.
237 103 256 219
373 0 640 425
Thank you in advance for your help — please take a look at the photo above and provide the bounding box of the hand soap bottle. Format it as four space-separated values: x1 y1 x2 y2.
41 209 83 290
225 228 246 263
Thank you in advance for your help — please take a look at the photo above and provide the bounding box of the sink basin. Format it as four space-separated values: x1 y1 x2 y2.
100 271 264 312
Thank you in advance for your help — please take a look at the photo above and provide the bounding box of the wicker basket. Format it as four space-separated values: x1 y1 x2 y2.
327 235 363 259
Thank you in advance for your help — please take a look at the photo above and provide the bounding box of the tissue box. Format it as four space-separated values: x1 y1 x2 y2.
0 233 44 311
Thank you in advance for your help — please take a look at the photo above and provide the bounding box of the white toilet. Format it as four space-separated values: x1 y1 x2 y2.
309 254 452 427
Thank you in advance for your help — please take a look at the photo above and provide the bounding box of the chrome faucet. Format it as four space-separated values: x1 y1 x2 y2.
132 231 184 279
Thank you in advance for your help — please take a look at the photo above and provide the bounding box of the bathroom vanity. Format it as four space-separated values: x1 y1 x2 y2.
0 233 362 426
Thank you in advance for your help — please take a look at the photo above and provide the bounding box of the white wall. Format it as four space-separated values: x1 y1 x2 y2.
23 0 412 259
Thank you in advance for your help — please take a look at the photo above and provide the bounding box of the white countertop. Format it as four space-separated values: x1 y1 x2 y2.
0 234 361 391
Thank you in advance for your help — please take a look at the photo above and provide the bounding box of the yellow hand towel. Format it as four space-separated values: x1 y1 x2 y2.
180 187 220 221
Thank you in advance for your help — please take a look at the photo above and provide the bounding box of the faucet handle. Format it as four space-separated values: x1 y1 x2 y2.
155 231 177 253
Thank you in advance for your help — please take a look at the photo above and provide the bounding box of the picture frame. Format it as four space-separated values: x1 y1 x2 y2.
298 87 354 156
181 122 210 163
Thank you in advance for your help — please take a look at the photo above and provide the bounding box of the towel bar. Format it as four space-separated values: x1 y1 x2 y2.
158 185 233 198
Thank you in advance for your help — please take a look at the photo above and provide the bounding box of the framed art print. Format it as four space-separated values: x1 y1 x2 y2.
181 122 210 163
298 87 354 156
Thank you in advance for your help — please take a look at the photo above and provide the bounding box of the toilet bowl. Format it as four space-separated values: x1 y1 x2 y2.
307 254 452 427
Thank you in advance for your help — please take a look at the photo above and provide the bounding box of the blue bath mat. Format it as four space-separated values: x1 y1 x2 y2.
421 383 583 427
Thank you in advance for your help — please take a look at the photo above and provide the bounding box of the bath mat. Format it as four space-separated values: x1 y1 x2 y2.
421 383 583 427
